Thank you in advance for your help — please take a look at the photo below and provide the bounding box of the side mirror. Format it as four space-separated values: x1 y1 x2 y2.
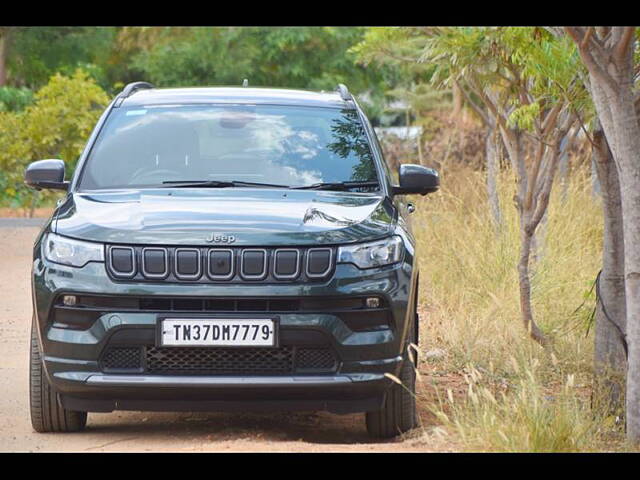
393 164 439 196
24 159 69 191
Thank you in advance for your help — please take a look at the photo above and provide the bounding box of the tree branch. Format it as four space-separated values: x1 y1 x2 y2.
581 27 594 50
541 103 563 138
528 115 576 233
565 26 619 93
613 27 636 65
455 79 491 126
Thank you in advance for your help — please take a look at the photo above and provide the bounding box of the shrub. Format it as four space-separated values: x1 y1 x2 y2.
0 70 109 209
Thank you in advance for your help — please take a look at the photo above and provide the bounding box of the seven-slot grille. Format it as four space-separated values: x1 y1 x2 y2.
106 245 334 283
100 345 339 375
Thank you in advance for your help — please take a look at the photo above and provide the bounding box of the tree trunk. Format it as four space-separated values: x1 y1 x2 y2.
0 30 7 87
517 219 548 346
591 156 602 198
558 127 578 202
499 127 548 346
485 126 501 227
591 121 627 413
586 51 640 442
452 82 463 119
610 97 640 442
530 211 547 264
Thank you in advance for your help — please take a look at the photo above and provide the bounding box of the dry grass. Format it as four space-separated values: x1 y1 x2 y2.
410 165 629 451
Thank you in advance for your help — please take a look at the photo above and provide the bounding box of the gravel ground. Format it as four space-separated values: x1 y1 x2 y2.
0 225 452 452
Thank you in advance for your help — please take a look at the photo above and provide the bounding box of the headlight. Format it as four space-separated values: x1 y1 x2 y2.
337 236 404 269
42 233 104 268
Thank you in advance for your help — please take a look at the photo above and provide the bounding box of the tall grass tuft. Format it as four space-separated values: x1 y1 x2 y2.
432 359 605 452
411 165 623 451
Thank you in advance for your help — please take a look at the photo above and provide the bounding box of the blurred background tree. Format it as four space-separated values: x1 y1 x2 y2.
0 70 108 212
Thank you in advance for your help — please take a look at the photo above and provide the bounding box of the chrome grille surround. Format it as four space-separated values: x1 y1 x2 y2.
305 247 334 279
141 247 169 280
272 248 301 280
173 248 202 281
239 248 269 281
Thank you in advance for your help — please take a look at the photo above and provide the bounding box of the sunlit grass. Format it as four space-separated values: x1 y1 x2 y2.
410 165 625 451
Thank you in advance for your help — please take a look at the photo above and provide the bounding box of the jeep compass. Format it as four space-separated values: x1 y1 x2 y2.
25 82 439 438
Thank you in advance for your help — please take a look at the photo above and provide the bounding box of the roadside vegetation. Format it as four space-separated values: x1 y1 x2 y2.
1 26 639 451
411 159 619 451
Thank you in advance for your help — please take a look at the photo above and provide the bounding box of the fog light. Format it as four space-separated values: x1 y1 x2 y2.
365 297 381 308
62 295 77 306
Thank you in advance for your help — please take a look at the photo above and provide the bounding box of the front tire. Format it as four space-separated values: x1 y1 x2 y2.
365 316 418 439
30 321 87 433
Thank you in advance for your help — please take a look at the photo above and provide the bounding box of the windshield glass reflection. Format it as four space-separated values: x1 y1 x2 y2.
80 105 379 191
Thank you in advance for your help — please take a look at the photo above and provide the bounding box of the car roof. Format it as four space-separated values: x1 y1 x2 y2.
119 87 354 109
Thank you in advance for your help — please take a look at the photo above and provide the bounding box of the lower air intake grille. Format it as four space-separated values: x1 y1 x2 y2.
296 348 338 371
99 345 339 375
101 346 142 372
146 346 294 375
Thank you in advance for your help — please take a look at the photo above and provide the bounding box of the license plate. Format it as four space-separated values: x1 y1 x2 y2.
160 318 277 347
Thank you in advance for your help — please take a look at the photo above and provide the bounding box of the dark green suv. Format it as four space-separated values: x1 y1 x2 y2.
25 82 439 438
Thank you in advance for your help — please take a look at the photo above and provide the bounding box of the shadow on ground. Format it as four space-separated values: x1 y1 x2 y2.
81 411 395 447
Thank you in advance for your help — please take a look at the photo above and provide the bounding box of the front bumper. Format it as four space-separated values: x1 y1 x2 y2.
32 250 417 414
57 373 392 414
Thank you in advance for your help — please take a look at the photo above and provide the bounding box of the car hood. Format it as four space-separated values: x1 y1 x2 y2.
54 188 396 246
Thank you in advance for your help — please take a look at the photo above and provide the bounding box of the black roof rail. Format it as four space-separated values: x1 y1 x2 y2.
114 81 154 107
336 83 352 102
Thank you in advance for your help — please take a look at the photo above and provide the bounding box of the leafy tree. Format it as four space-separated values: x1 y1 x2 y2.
129 27 394 119
130 27 257 88
0 70 109 211
106 27 193 89
351 27 448 124
357 27 586 348
2 27 115 89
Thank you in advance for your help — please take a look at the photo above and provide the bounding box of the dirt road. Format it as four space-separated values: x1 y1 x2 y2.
0 225 452 452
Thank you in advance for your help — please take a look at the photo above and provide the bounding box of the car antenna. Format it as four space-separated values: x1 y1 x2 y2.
242 79 249 87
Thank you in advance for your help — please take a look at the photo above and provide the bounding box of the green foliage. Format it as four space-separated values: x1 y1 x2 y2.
381 27 594 132
127 27 394 119
6 27 116 89
387 83 450 113
0 86 33 112
502 28 592 122
351 27 430 77
130 27 382 92
508 102 541 130
130 28 256 87
351 27 446 121
0 70 109 207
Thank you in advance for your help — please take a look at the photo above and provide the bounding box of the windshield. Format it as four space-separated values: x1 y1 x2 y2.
78 104 379 191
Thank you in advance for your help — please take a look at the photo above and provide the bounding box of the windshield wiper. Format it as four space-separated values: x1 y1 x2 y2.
292 181 379 191
161 180 290 189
